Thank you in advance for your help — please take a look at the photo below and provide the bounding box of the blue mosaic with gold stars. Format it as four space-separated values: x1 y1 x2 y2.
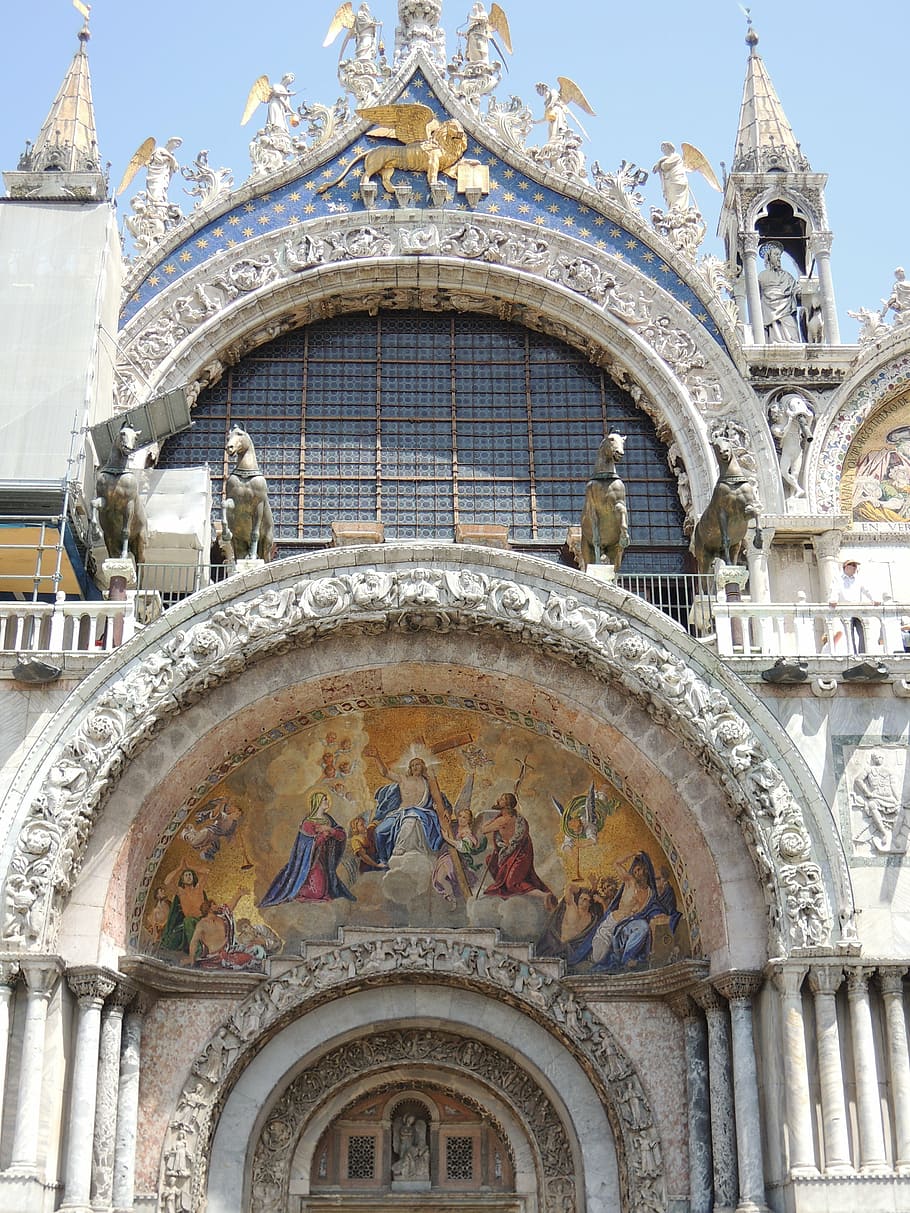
121 70 726 353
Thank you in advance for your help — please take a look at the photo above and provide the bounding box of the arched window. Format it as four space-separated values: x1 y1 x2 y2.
160 311 688 571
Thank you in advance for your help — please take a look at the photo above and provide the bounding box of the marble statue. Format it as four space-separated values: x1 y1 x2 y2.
580 432 629 570
324 2 381 60
92 423 149 566
448 2 511 101
222 425 275 563
651 141 720 211
768 392 814 499
241 74 298 134
316 103 467 194
691 437 762 573
882 266 910 325
852 750 906 853
391 1113 430 1181
758 242 800 343
117 137 184 255
529 77 595 181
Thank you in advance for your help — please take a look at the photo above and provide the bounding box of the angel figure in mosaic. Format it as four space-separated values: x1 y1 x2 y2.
316 103 467 194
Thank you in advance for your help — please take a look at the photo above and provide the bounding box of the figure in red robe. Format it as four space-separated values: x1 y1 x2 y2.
481 793 551 898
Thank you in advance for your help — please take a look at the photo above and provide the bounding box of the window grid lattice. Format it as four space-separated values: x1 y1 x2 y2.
158 312 687 566
446 1136 474 1181
347 1135 376 1180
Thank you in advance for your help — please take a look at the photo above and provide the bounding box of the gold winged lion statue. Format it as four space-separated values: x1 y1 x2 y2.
316 103 468 194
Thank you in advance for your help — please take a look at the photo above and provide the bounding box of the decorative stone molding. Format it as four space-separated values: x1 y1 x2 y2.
713 970 763 1003
162 935 664 1213
0 551 838 955
249 1029 568 1211
66 966 117 1008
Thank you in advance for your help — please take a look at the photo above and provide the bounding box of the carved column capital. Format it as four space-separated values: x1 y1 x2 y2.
845 966 877 999
713 970 763 1003
769 963 808 998
67 966 117 1008
108 980 138 1012
740 231 761 257
808 964 844 996
878 967 908 999
20 956 63 998
691 981 725 1014
667 992 698 1020
809 230 834 256
0 960 20 989
811 528 846 562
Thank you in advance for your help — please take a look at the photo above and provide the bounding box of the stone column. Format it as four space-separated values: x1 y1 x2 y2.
808 965 852 1173
845 967 888 1172
112 994 152 1212
770 965 818 1176
693 982 738 1213
741 233 765 345
9 958 62 1173
62 967 116 1210
669 994 713 1213
809 231 840 344
879 968 910 1173
91 982 135 1209
811 529 843 611
0 961 20 1138
714 972 768 1213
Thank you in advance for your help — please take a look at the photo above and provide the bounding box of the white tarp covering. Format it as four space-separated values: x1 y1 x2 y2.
0 201 120 484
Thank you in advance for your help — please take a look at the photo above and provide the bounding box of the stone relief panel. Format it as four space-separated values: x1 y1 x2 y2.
133 701 695 977
160 937 664 1213
0 556 836 956
833 738 910 859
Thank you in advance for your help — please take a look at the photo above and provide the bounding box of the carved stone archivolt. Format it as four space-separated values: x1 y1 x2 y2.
0 550 840 955
249 1029 566 1212
163 939 662 1213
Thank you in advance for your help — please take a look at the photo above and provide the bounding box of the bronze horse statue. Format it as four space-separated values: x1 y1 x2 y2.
691 438 762 574
223 425 274 562
92 422 148 565
580 432 629 570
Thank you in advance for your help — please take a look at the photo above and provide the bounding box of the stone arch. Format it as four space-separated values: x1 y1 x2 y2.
745 186 824 237
0 546 847 955
116 220 780 515
163 949 655 1213
808 343 910 514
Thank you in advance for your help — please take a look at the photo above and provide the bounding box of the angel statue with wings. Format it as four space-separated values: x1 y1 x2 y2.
530 78 595 181
652 141 720 212
448 3 511 102
324 3 389 105
391 1113 430 1181
649 141 720 260
316 103 468 195
117 137 184 256
241 74 298 134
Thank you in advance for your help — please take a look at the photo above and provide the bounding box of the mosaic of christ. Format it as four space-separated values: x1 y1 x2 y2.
135 704 694 976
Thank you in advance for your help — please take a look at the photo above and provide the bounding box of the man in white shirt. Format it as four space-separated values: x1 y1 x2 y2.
828 558 879 653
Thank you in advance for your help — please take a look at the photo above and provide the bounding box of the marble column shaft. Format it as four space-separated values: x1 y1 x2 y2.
880 969 910 1173
810 232 840 344
809 966 852 1173
62 968 116 1208
670 994 713 1213
0 963 20 1142
741 235 765 345
715 973 768 1213
10 959 61 1172
112 998 149 1211
847 967 888 1171
771 966 817 1176
92 985 134 1208
694 982 738 1212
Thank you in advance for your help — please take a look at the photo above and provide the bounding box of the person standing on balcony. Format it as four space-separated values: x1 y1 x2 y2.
828 558 879 654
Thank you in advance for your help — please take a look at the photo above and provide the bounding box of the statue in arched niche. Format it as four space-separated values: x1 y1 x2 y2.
758 241 800 343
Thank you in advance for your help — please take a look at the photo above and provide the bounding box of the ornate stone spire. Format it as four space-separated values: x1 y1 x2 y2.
394 0 446 68
4 17 107 199
731 24 808 173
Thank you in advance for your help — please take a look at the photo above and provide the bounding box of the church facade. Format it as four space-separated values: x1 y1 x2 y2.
0 5 909 1213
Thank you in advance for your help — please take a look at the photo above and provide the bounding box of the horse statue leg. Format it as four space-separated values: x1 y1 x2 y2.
222 496 235 548
121 497 134 559
250 497 263 560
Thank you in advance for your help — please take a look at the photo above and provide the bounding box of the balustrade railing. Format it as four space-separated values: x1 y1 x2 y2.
712 600 910 658
0 599 134 655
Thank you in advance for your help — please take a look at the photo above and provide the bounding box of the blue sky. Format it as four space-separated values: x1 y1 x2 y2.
2 2 905 337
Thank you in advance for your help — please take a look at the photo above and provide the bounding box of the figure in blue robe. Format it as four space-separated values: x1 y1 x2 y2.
590 851 677 973
370 757 448 865
259 792 355 907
